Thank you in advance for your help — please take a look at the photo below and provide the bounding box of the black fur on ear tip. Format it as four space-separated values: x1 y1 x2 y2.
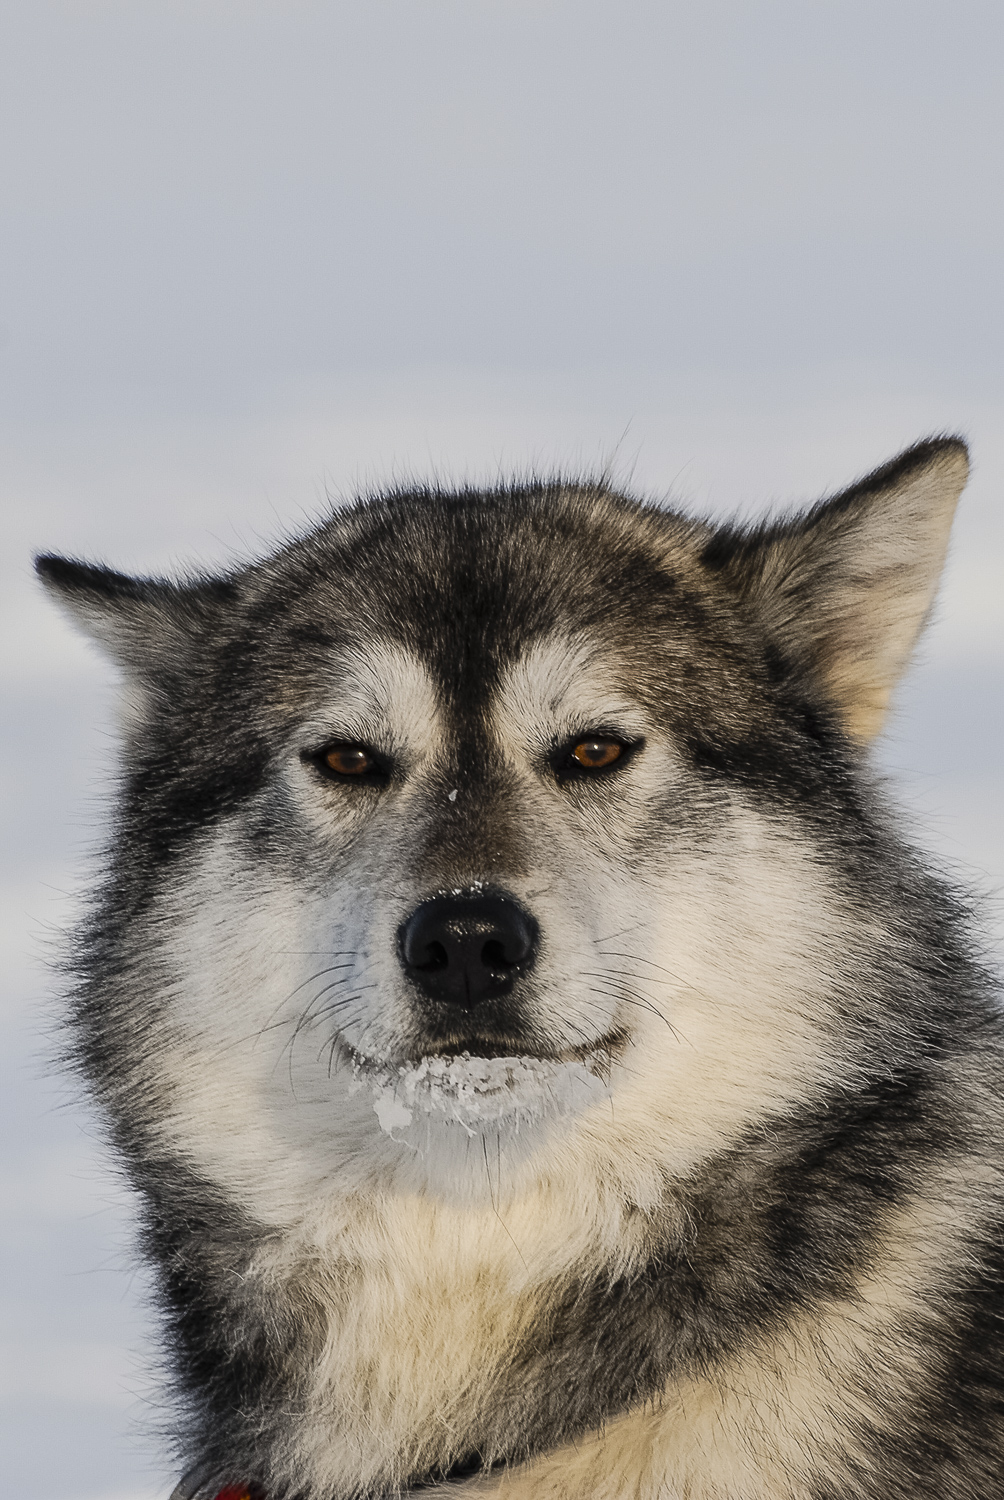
34 554 147 600
835 434 970 504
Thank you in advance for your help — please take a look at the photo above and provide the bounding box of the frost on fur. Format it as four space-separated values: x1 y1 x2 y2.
350 1048 614 1136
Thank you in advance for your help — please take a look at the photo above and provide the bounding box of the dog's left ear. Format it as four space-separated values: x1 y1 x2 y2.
34 554 232 681
701 437 970 740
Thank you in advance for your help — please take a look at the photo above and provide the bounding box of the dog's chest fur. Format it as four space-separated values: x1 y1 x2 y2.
238 1111 996 1499
257 1184 651 1490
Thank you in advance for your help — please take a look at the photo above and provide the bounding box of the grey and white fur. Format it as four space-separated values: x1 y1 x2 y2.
38 437 1004 1498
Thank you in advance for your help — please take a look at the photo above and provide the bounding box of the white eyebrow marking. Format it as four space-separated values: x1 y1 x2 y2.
304 642 443 759
492 633 648 757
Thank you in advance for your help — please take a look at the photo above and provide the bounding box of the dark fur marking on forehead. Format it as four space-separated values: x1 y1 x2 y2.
247 484 696 718
410 737 532 888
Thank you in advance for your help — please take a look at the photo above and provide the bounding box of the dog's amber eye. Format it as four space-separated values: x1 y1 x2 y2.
571 739 623 770
307 741 389 785
324 746 374 776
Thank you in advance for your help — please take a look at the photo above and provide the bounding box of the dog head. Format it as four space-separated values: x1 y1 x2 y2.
38 438 968 1214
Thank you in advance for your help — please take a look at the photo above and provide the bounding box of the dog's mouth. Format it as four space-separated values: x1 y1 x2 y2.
342 1032 626 1136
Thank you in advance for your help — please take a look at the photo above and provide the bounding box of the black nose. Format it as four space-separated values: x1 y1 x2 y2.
397 891 539 1011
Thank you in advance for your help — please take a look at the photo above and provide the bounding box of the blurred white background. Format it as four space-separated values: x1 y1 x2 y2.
3 3 1002 1495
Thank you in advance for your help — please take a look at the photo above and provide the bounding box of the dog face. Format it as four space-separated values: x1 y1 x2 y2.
37 441 968 1218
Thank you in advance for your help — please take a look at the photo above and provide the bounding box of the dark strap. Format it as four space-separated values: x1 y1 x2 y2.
168 1474 210 1500
169 1477 262 1500
169 1449 486 1496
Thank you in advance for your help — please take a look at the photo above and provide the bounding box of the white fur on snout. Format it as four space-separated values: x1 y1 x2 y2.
148 819 619 1219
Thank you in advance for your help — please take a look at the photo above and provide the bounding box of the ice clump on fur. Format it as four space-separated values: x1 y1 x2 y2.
352 1049 611 1137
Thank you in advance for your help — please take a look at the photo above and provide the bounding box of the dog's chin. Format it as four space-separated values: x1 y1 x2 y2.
339 1031 626 1144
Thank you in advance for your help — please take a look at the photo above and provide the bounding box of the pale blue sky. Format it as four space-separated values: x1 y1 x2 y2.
3 4 1003 1495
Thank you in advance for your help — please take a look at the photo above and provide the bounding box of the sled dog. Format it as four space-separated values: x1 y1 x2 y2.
39 437 1004 1498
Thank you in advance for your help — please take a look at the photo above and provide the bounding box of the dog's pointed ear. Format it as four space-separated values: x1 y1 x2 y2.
34 554 232 678
701 437 970 741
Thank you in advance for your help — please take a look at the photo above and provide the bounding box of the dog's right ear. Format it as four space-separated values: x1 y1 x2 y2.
35 554 231 679
699 438 969 741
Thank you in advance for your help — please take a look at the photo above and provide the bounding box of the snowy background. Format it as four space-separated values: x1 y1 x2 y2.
3 4 1003 1496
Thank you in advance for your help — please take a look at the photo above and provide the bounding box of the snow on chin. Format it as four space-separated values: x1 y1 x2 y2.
350 1049 611 1138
